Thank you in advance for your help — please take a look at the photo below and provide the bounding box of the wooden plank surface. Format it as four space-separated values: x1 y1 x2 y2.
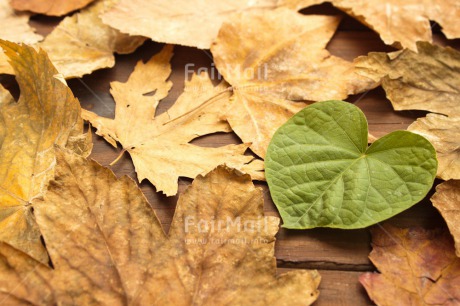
1 5 458 305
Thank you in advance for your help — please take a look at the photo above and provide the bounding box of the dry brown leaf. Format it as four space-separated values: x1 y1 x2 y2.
100 0 279 49
360 225 460 305
0 41 91 263
0 0 43 44
0 242 54 305
11 0 97 16
408 114 460 180
0 147 322 305
0 0 146 78
210 8 373 158
431 180 460 257
0 242 54 304
282 0 460 50
83 45 263 196
355 42 460 117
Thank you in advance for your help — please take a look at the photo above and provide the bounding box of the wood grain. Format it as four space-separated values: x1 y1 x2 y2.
1 5 458 305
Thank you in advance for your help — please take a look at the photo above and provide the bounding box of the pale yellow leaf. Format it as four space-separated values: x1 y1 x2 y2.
100 0 279 49
11 0 97 16
431 180 460 258
408 114 460 181
282 0 460 50
0 0 146 78
0 0 43 44
83 45 263 196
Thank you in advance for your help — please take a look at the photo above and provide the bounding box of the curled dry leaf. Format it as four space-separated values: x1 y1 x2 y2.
100 0 279 49
0 41 92 263
11 0 97 16
360 225 460 305
0 147 321 305
210 8 374 158
431 180 460 257
0 0 146 78
282 0 460 50
355 42 460 117
83 45 263 196
408 114 460 180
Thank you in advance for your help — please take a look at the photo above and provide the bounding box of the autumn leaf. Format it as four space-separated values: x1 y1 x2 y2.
360 225 460 305
100 0 280 49
408 114 460 180
11 0 97 16
0 0 146 78
282 0 460 50
0 147 321 305
355 42 460 117
210 8 374 158
0 0 43 44
0 0 43 75
0 242 54 304
0 41 92 263
83 45 263 196
431 180 460 258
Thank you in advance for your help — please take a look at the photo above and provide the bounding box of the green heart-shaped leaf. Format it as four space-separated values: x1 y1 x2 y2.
265 100 437 229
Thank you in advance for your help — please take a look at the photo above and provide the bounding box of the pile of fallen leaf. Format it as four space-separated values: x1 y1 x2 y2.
0 0 459 305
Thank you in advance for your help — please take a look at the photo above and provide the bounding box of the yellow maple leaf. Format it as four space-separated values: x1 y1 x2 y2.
83 45 263 196
0 41 92 263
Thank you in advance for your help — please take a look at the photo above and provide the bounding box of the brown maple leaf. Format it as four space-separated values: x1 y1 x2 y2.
210 8 373 158
11 0 97 16
431 180 460 258
83 45 263 196
100 0 280 49
0 0 146 78
360 225 460 305
0 147 321 305
282 0 460 50
408 114 460 180
0 41 92 263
